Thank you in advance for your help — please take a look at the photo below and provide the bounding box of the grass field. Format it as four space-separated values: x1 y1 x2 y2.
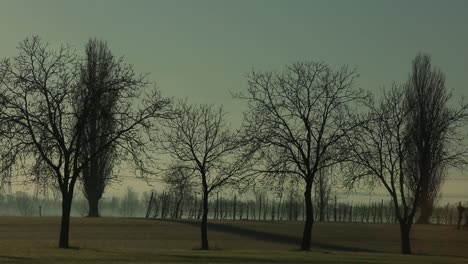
0 217 466 263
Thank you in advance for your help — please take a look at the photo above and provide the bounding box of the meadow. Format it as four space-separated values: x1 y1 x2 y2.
0 217 466 263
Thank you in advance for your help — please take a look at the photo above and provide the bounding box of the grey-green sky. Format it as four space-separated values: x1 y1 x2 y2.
1 0 467 200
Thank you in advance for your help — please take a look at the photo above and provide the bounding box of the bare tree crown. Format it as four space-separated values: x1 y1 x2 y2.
0 36 172 194
236 61 368 183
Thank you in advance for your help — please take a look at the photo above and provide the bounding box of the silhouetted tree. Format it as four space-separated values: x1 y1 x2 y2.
346 77 468 253
160 101 248 250
78 38 119 217
346 85 417 254
405 54 464 224
236 61 367 251
0 37 172 248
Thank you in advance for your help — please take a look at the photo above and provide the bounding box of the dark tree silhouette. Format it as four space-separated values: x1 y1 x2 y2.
405 54 463 224
347 79 468 254
236 61 368 251
0 37 172 248
78 38 127 217
160 101 248 250
346 86 418 254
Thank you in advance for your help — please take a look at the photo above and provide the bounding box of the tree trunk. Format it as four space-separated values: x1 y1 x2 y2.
416 200 433 224
87 195 100 217
59 194 73 248
334 196 337 222
84 108 103 218
233 195 237 220
201 190 209 250
301 182 314 251
175 196 183 219
319 195 325 222
400 222 412 254
145 192 154 219
278 196 283 220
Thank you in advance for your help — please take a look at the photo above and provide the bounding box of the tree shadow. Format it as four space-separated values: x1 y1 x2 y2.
159 254 287 263
0 255 33 263
164 219 380 253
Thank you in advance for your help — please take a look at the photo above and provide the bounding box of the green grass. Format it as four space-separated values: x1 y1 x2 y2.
0 217 466 263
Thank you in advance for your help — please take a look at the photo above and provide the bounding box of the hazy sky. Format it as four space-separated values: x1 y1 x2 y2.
1 0 467 201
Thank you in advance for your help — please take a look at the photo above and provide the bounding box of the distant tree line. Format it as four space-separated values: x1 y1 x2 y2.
1 189 466 228
145 191 468 226
0 188 147 217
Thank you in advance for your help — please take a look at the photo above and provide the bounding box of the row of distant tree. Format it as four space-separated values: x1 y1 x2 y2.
146 190 468 226
0 188 143 217
2 189 466 228
0 36 467 254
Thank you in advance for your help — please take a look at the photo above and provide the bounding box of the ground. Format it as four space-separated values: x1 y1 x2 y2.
0 217 466 263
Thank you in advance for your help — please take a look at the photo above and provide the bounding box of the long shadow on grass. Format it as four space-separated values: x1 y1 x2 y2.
0 255 32 263
164 219 379 253
159 254 287 263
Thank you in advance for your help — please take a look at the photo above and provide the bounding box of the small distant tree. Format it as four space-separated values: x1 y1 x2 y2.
119 187 139 217
456 202 466 229
73 195 90 217
163 165 196 219
108 196 120 215
14 192 35 216
160 101 249 250
314 166 332 222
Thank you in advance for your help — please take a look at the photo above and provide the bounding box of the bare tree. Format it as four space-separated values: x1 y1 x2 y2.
346 86 417 254
346 80 468 254
236 61 368 250
160 101 248 250
405 54 464 224
0 37 172 248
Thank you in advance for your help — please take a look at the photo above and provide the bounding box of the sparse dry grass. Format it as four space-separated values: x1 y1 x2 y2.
0 217 466 263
